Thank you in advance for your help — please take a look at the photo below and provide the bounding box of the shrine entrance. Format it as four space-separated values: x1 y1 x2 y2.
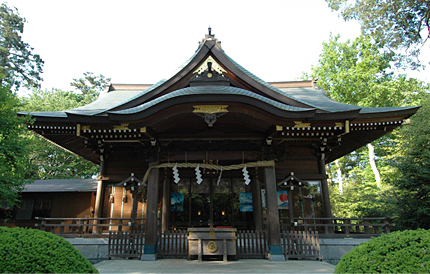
169 170 257 230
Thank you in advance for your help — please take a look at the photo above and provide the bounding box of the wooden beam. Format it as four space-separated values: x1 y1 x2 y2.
140 127 158 139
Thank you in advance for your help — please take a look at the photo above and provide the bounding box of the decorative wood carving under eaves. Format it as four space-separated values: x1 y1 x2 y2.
193 105 228 127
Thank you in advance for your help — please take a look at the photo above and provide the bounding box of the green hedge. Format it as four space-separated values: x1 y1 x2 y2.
335 229 430 273
0 227 98 273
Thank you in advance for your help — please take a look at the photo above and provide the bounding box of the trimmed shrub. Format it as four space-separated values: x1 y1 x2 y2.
335 229 430 273
0 227 98 273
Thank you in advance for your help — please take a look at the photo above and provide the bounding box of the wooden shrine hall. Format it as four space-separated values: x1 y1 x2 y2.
21 29 419 261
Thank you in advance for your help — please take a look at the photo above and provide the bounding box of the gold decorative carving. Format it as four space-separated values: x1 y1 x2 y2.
193 56 227 75
82 125 90 130
193 105 228 114
276 125 283 131
293 121 311 128
335 122 344 128
113 123 129 130
207 241 218 253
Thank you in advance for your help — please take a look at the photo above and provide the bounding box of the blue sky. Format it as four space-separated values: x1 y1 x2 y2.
5 0 428 94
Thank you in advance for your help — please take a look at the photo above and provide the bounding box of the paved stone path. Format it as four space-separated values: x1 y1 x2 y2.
94 259 335 273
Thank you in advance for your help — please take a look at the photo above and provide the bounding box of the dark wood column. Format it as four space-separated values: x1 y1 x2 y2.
161 169 171 232
318 152 335 235
94 157 106 233
264 166 285 261
143 161 160 259
318 153 333 221
209 179 214 228
252 168 263 231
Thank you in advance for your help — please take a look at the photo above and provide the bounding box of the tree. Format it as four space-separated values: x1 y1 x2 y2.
309 34 429 218
312 34 421 107
389 96 430 229
0 3 44 90
0 83 30 208
325 0 430 69
70 72 110 104
20 89 99 180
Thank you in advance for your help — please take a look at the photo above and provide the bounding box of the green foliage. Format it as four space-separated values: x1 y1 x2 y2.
0 84 30 207
335 229 430 273
0 226 98 273
325 0 430 69
20 89 99 179
310 33 429 220
0 3 44 90
312 34 423 108
70 72 111 104
389 96 430 230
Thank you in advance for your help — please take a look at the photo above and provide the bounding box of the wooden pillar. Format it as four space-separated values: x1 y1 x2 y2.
252 168 263 231
188 181 192 227
264 166 285 261
131 189 139 231
289 196 295 231
209 179 214 228
318 153 334 233
143 161 159 260
161 169 171 232
93 158 106 233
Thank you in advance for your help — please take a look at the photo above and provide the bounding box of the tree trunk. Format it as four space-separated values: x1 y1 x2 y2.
368 143 381 187
335 159 344 194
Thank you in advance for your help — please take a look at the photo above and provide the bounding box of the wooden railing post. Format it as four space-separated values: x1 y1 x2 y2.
364 220 370 234
344 219 350 237
118 219 123 231
59 220 65 234
78 219 84 234
324 219 329 234
384 218 390 234
35 217 45 231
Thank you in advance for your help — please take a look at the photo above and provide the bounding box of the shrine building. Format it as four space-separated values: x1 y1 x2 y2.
21 29 419 261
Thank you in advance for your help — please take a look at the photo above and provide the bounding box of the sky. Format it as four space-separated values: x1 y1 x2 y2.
5 0 429 95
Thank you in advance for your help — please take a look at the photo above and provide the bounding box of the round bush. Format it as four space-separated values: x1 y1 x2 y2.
0 227 98 273
335 229 430 273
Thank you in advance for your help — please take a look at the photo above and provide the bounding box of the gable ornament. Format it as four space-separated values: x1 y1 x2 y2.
193 105 229 127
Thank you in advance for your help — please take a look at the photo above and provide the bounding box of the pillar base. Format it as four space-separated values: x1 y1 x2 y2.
140 254 157 261
268 254 286 262
141 245 157 261
268 245 285 262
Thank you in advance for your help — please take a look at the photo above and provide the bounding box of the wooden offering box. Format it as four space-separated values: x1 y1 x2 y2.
187 227 237 262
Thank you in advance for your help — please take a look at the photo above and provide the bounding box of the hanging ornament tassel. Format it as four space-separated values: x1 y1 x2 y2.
216 166 223 186
172 163 180 184
243 165 251 185
195 164 203 185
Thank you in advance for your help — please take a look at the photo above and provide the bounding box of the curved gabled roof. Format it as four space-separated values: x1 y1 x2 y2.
19 31 421 165
107 86 317 122
21 31 419 123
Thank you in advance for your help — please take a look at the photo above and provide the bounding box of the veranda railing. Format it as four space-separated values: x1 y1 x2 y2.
281 217 395 237
35 217 146 236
